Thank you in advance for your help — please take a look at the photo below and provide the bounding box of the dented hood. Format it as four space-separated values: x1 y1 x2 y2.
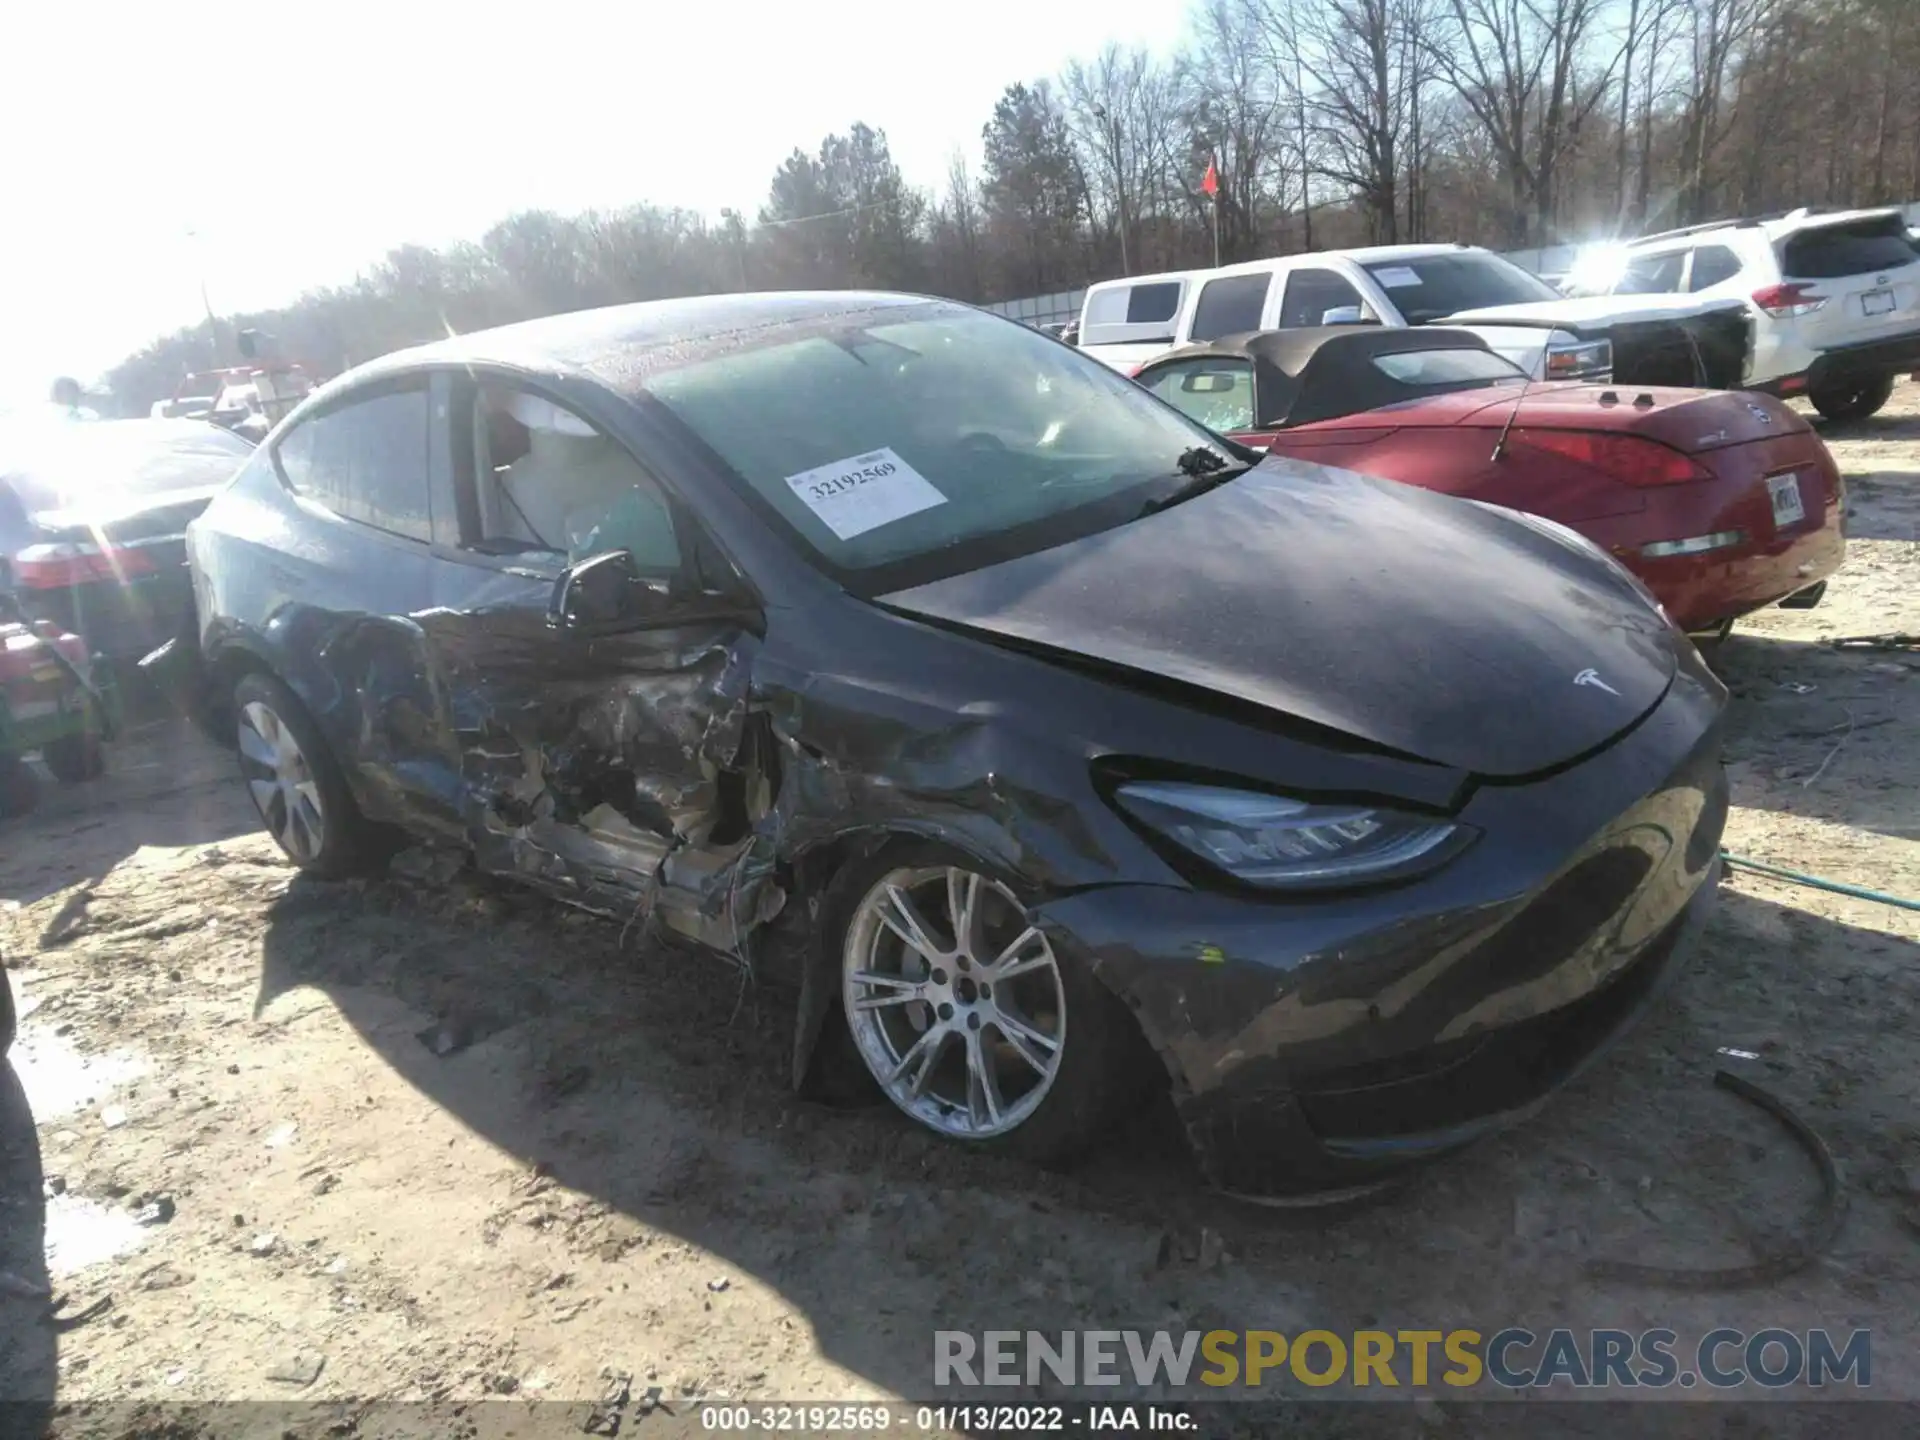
879 458 1677 778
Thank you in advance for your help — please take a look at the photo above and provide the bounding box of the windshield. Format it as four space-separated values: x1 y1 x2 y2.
0 419 253 515
643 305 1238 585
1363 254 1561 324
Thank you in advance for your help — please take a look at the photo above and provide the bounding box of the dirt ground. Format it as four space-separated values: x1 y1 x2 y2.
1 388 1917 1434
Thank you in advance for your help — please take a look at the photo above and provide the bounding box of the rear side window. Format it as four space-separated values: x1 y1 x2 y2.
1189 273 1273 342
1080 281 1186 346
1618 251 1686 294
1687 245 1742 290
1141 358 1256 432
1780 220 1920 279
275 386 433 542
1279 269 1367 328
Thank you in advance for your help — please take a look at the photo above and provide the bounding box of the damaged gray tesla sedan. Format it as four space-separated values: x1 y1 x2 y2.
150 292 1728 1197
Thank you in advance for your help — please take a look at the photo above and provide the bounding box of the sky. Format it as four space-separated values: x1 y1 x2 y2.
0 0 1188 407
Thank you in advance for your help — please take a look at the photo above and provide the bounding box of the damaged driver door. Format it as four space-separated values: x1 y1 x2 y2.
417 377 764 921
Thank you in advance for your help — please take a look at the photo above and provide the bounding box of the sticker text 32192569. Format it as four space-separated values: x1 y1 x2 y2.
783 446 948 541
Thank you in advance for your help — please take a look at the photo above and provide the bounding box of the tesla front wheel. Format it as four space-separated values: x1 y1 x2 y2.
834 846 1134 1164
233 672 392 880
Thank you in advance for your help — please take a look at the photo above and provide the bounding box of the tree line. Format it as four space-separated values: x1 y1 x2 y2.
108 0 1919 411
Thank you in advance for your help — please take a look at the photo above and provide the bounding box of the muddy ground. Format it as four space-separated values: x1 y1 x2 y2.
1 389 1917 1436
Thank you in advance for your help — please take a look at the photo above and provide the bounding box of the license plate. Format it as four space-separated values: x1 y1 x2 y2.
1768 473 1806 528
1862 288 1896 316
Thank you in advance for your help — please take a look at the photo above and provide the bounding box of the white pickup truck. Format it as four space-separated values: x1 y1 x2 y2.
1077 243 1750 388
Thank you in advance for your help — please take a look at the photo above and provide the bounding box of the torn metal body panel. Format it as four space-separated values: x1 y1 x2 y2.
164 291 1731 1196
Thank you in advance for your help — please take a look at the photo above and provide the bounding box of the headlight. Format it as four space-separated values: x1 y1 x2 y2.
1114 781 1468 890
1544 337 1613 380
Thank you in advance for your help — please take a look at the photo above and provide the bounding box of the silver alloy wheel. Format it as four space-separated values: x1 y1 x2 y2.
842 864 1067 1140
237 700 326 864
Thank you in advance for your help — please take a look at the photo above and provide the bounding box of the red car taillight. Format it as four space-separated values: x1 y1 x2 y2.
11 541 159 588
1751 282 1827 319
1513 430 1714 486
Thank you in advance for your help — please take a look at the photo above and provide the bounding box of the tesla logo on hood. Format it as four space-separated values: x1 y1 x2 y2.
1574 668 1622 696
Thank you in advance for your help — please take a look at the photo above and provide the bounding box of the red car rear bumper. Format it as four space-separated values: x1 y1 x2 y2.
1582 463 1846 632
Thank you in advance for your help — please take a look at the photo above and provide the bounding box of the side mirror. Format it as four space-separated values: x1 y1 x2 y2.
547 550 659 632
1320 305 1380 326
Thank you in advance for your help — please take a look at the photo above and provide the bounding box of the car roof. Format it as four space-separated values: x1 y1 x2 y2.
1195 244 1478 281
1626 205 1911 249
333 291 950 402
1084 268 1198 292
1148 325 1497 428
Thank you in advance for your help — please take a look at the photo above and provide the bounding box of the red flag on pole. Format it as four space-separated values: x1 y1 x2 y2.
1200 158 1219 197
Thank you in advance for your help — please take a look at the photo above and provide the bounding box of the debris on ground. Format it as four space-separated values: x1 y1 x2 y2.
263 1351 326 1387
130 1195 175 1226
1586 1070 1846 1290
582 1370 631 1435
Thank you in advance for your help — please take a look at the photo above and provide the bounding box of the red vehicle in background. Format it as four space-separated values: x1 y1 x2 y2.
1134 327 1845 638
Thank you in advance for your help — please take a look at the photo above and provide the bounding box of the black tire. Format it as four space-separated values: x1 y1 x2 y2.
232 672 395 880
1808 374 1894 423
0 753 38 820
820 839 1146 1167
42 733 106 785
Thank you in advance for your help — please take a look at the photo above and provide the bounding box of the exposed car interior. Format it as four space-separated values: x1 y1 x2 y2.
470 387 680 572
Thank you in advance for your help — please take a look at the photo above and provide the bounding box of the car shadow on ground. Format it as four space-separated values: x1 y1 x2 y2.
0 1058 56 1413
1709 633 1918 843
0 718 260 909
1840 468 1920 544
246 855 1920 1417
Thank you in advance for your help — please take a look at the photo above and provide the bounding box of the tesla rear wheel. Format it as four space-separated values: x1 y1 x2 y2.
1808 375 1894 423
233 673 392 880
834 845 1135 1164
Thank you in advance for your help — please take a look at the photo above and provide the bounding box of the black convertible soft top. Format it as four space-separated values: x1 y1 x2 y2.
1147 325 1522 429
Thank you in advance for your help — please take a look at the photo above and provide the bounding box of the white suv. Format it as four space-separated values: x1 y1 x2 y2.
1575 207 1920 420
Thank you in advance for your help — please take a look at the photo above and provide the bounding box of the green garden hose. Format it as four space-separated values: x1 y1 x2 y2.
1720 849 1920 913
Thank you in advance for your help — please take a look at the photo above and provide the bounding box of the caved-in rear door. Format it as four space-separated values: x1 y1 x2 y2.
419 376 763 917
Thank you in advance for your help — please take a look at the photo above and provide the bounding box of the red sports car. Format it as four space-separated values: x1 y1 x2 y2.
1133 327 1845 637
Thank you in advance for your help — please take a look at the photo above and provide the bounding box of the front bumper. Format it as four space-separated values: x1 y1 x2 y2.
1038 660 1728 1197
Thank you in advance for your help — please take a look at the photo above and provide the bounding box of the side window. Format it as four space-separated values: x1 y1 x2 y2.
1080 280 1186 346
1141 359 1256 432
1617 250 1686 295
1279 269 1367 328
467 385 681 576
1189 273 1273 342
274 386 432 542
1687 245 1741 291
1124 283 1182 325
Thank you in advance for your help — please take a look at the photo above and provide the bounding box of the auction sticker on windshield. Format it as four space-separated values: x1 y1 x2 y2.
1372 266 1423 288
784 446 948 540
